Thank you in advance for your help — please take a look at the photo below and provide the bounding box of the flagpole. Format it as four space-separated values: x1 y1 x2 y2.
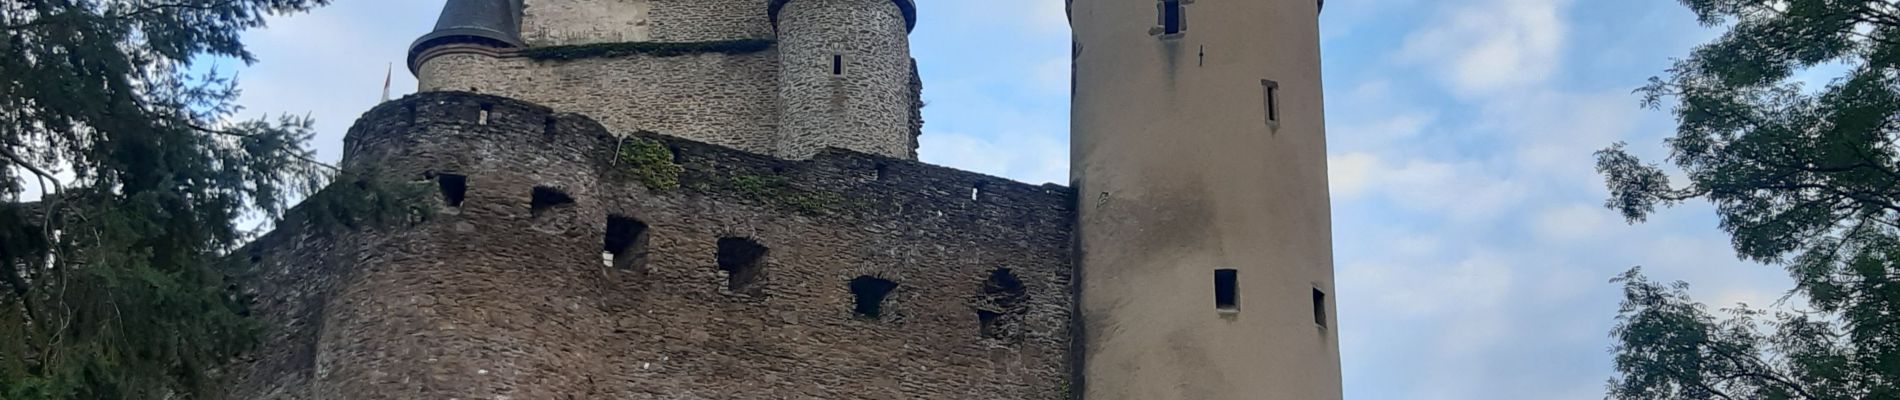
380 63 392 103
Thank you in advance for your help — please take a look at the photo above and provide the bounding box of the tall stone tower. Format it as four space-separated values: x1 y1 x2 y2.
770 0 919 159
1070 0 1342 399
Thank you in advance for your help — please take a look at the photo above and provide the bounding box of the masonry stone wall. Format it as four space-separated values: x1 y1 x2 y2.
417 49 783 155
649 0 775 41
222 92 1076 399
522 0 654 45
775 0 916 159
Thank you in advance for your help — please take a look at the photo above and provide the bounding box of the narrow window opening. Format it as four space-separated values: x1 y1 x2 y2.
1312 288 1328 328
971 182 987 201
603 216 651 272
478 103 492 125
978 267 1028 338
1214 269 1238 312
874 163 889 181
850 276 898 318
437 173 467 207
1263 80 1281 125
544 116 558 136
1160 0 1183 35
530 186 575 216
832 55 844 75
716 237 769 293
977 310 1003 337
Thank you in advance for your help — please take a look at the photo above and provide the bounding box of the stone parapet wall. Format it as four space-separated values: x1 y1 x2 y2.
774 0 915 159
224 92 1075 399
416 47 782 155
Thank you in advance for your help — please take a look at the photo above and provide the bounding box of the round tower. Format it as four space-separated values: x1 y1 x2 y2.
409 0 523 92
1070 0 1341 399
769 0 919 159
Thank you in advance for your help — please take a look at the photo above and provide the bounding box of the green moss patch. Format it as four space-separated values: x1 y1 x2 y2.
519 39 776 61
719 174 847 215
615 137 684 191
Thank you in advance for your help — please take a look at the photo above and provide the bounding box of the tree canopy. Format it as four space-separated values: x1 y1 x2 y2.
0 0 333 398
1599 0 1900 399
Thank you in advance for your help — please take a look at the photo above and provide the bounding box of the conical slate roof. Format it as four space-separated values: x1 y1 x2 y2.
407 0 524 71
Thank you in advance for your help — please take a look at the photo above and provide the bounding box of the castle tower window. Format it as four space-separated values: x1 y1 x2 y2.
603 216 651 272
978 267 1028 338
437 173 467 207
1312 287 1328 328
971 182 988 201
1159 0 1184 35
1263 80 1282 126
716 237 768 293
478 103 492 125
1214 269 1238 312
833 55 844 75
530 186 575 217
850 276 898 318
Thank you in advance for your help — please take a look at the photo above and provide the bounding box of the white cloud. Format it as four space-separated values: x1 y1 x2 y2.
920 131 1068 185
1399 0 1571 96
1533 203 1613 242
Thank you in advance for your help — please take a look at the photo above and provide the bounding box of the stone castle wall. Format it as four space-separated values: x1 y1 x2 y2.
417 49 783 155
223 92 1076 399
774 0 916 159
523 0 773 45
522 0 654 45
649 0 776 41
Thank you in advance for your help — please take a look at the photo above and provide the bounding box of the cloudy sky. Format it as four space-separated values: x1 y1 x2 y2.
224 0 1800 398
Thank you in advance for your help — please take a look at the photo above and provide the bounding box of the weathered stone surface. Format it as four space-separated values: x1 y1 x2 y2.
774 0 915 159
418 49 784 155
522 0 654 45
224 92 1075 399
414 0 919 161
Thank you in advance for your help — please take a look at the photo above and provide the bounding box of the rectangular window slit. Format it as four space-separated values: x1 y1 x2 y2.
1313 287 1328 328
1160 0 1183 35
437 173 467 207
1263 80 1281 125
833 55 844 75
1214 269 1237 312
478 104 492 125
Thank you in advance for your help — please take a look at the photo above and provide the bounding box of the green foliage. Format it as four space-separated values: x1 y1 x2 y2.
518 39 776 61
615 136 684 191
1 1 335 398
296 173 437 234
719 174 846 215
1600 1 1900 399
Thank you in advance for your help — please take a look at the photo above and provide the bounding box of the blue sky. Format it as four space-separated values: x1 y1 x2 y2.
225 1 1801 398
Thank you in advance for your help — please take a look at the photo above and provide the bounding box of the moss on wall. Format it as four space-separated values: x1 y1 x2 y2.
518 39 775 61
716 174 847 215
615 136 685 191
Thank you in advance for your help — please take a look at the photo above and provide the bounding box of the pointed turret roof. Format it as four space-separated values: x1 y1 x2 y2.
407 0 525 72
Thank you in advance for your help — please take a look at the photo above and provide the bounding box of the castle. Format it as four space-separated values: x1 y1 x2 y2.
223 0 1340 399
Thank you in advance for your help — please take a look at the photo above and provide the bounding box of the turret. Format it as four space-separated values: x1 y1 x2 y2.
1070 0 1341 399
770 0 920 159
409 0 523 91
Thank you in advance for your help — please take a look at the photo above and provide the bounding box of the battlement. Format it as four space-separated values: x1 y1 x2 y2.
343 91 1066 222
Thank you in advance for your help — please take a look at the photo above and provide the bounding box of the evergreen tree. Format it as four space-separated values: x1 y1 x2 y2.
0 0 334 398
1600 0 1900 398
